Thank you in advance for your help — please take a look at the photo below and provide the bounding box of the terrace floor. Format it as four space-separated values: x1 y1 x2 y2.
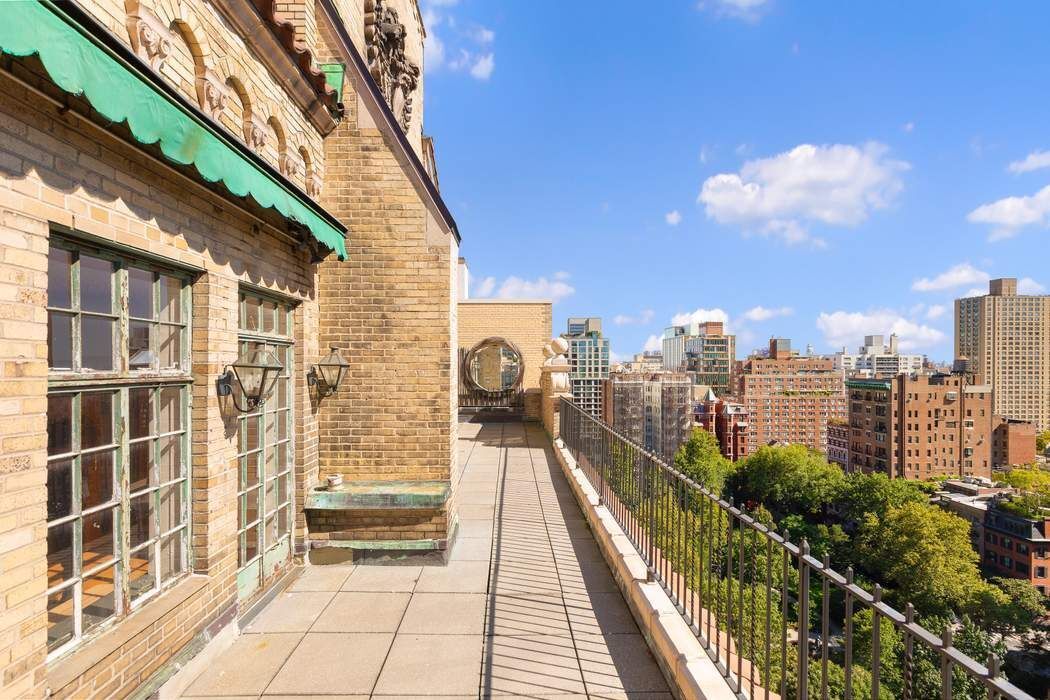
177 419 670 698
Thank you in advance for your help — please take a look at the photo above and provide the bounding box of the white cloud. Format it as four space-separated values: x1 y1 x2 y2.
425 30 445 68
698 142 908 247
665 210 682 226
961 287 986 298
470 53 494 80
967 185 1050 241
699 146 711 164
495 274 574 303
925 304 947 320
613 310 655 326
470 26 495 44
1019 277 1047 294
911 263 989 292
473 275 495 297
643 335 662 352
902 122 915 133
742 305 793 322
670 308 730 327
816 310 945 351
1007 150 1050 174
699 0 771 22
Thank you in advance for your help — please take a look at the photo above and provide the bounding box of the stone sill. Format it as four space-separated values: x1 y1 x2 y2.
551 440 741 700
305 480 449 510
47 575 209 693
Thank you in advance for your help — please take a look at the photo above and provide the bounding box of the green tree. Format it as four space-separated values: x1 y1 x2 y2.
673 427 734 495
838 472 928 525
1001 465 1050 495
855 502 984 616
729 444 846 517
969 577 1049 636
1036 429 1050 453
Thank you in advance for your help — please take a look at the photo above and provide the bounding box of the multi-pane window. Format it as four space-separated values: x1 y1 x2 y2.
45 238 191 658
235 292 294 598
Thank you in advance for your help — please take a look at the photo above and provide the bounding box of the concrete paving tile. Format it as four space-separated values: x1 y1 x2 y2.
288 565 354 592
564 592 640 635
481 634 586 695
486 594 571 636
183 632 302 696
457 518 494 539
310 592 411 633
341 565 421 592
448 536 493 562
575 633 668 692
243 592 336 634
372 634 484 695
459 504 496 519
264 632 394 695
458 491 498 506
415 561 490 593
400 592 487 634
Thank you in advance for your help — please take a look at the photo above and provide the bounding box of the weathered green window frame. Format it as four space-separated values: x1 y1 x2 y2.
46 234 193 659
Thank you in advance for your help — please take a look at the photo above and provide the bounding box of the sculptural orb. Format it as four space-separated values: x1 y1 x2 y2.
463 337 524 394
550 337 569 355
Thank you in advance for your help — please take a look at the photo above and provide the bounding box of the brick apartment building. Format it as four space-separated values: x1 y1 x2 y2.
847 373 993 480
0 0 461 696
826 419 850 471
983 504 1050 595
991 417 1037 470
735 338 846 453
693 387 750 461
602 371 692 462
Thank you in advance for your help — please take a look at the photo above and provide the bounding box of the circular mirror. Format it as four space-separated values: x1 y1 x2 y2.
464 337 524 394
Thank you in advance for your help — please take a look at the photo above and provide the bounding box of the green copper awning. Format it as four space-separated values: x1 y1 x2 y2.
0 1 347 260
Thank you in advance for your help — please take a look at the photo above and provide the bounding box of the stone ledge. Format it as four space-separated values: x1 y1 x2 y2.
305 480 450 510
551 439 740 700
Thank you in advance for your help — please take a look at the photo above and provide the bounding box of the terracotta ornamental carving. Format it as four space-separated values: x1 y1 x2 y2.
125 1 173 71
364 0 420 132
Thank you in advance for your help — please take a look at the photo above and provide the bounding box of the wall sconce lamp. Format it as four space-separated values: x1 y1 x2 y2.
309 345 349 397
217 347 284 412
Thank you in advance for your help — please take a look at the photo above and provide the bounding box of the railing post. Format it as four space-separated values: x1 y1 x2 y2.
940 627 953 700
844 567 854 700
798 539 810 700
871 584 881 700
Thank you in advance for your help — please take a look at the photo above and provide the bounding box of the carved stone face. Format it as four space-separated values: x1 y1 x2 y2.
247 121 267 151
126 4 173 71
204 80 226 115
365 0 420 133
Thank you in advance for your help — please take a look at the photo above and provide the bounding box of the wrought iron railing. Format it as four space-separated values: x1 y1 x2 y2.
558 398 1034 700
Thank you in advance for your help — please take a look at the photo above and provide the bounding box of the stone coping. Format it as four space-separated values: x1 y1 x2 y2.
305 480 449 510
551 440 742 700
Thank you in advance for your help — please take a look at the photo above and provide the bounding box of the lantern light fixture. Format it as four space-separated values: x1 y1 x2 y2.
309 345 349 397
217 346 284 412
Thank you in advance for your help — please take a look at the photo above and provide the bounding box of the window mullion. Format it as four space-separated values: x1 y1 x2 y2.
71 252 82 373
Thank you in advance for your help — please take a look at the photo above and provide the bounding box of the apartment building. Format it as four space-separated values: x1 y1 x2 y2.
846 373 993 480
0 0 461 696
662 321 735 395
827 419 850 471
603 371 692 462
735 338 846 453
693 388 750 461
956 278 1050 430
563 317 609 419
991 417 1037 470
833 333 925 378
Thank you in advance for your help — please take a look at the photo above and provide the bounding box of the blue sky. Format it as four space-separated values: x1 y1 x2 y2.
420 0 1050 362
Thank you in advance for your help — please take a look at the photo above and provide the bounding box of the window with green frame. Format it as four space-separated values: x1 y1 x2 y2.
45 236 192 658
235 291 294 598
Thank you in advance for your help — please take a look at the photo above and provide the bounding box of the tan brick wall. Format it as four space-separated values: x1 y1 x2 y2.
458 300 553 418
0 59 324 697
307 507 446 542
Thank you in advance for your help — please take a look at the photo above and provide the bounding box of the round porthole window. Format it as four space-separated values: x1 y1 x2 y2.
463 337 524 394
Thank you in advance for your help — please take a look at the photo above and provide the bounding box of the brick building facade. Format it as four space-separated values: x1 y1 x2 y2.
0 0 459 696
991 417 1037 470
693 389 750 462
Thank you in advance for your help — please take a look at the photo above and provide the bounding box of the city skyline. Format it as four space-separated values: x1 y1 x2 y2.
424 1 1050 362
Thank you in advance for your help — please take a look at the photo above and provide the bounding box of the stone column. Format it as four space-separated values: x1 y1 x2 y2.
540 339 571 438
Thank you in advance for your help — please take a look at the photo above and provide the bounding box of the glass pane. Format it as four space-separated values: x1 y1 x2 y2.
81 450 114 509
261 300 276 333
46 459 73 520
242 295 260 332
128 267 153 319
277 506 289 538
277 408 289 441
158 435 181 482
242 451 260 490
47 586 75 651
159 484 184 533
277 306 289 335
276 376 288 409
265 478 277 514
129 441 152 493
243 486 260 527
244 523 259 562
130 546 155 602
277 441 289 470
81 316 114 371
47 248 72 309
159 276 181 323
81 392 113 448
129 388 152 439
129 321 153 369
82 508 115 568
278 472 289 506
78 255 113 313
158 324 181 369
129 493 155 548
265 513 277 545
264 412 276 447
159 386 181 432
48 312 73 369
47 395 72 456
82 566 116 634
46 521 74 588
244 414 260 452
161 532 184 580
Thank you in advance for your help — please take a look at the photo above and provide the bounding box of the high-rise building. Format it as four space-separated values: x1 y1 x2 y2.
563 317 610 418
693 388 751 461
833 333 926 378
662 321 735 396
846 373 993 480
956 278 1050 429
736 338 846 453
602 372 692 461
826 419 850 471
